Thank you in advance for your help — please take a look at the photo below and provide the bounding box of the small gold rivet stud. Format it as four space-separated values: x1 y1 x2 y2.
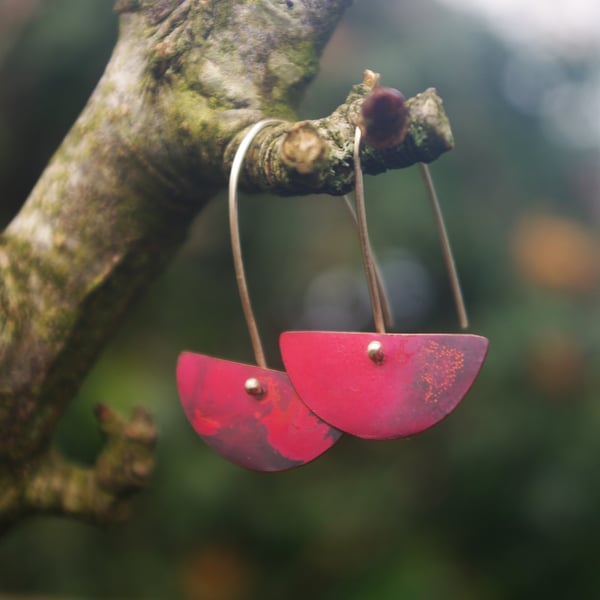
367 340 384 364
244 377 265 397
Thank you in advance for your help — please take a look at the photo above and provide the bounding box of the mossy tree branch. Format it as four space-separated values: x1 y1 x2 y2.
0 0 453 528
0 405 156 532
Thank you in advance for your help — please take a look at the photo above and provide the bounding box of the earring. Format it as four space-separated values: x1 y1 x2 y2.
280 94 489 440
176 120 342 472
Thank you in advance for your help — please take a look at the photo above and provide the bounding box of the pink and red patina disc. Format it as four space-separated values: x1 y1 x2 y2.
177 352 342 472
280 332 489 440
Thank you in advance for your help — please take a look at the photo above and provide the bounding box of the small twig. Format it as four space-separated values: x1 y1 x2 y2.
1 406 157 528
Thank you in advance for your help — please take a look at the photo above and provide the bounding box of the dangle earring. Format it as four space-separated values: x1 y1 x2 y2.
176 120 342 472
280 89 489 440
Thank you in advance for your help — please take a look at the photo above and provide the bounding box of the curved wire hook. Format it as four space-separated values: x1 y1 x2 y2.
418 162 468 329
342 194 394 329
229 120 396 367
353 126 386 334
353 126 469 332
229 119 283 368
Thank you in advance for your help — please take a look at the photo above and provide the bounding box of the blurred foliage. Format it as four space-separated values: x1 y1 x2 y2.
1 0 600 598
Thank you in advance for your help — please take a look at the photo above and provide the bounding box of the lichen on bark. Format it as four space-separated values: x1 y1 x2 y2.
0 0 454 528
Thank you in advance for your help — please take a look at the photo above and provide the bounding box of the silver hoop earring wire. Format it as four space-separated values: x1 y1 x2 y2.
229 119 283 369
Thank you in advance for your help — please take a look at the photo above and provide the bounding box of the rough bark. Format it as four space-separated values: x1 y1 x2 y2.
0 0 453 527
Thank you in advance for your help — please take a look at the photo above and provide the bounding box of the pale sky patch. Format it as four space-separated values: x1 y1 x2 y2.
436 0 600 59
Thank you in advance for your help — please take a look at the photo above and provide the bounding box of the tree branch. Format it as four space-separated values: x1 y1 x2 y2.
0 0 454 527
1 406 156 531
227 83 453 196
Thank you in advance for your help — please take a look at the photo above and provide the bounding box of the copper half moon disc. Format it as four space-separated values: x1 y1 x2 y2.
177 351 342 471
280 332 488 440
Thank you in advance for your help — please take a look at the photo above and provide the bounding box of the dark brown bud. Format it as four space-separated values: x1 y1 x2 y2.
358 86 409 149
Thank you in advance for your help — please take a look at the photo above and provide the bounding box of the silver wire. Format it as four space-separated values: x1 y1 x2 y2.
228 119 282 368
353 126 386 334
418 162 469 329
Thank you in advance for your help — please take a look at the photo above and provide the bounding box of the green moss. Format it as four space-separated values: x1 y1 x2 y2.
266 40 320 115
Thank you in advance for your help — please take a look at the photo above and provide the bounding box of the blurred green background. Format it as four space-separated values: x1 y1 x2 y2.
1 0 600 598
